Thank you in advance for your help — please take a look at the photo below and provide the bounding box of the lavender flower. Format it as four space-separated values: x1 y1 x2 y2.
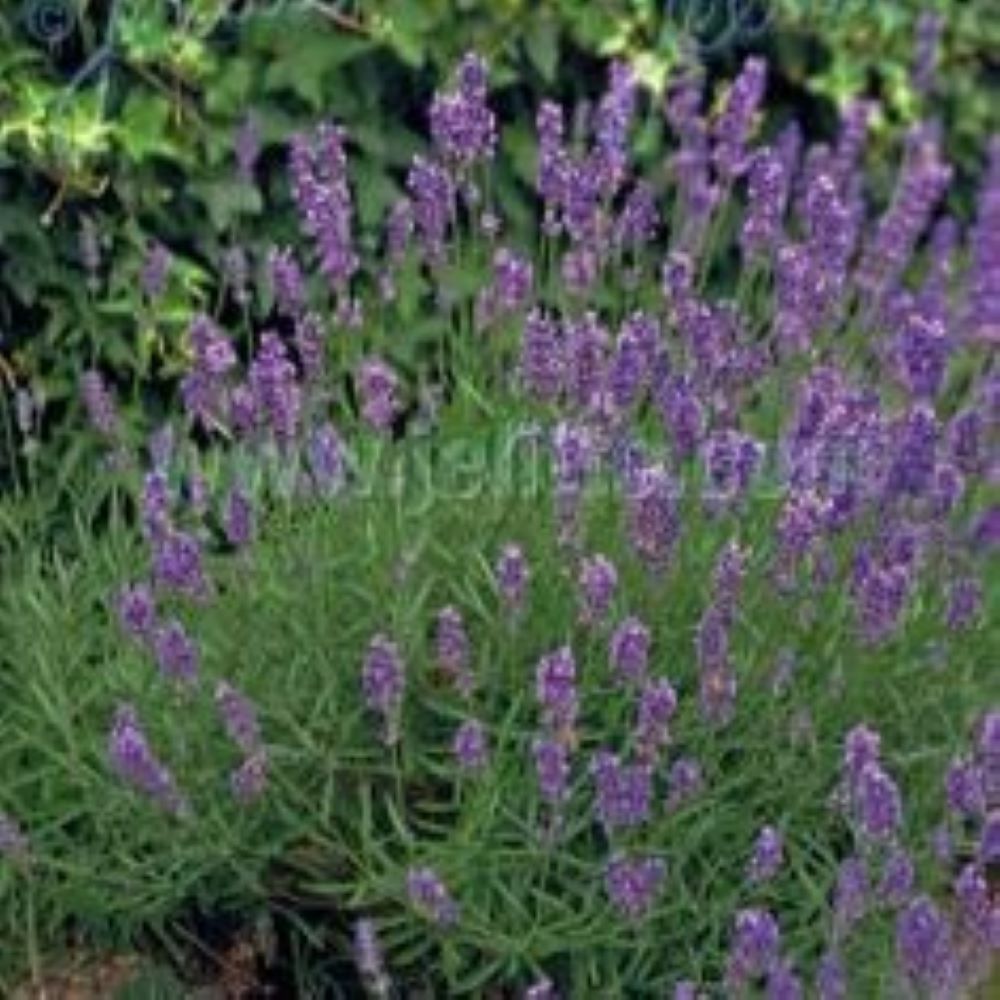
609 616 651 686
766 958 803 1000
362 636 406 746
728 908 781 982
141 241 171 300
590 751 653 832
115 583 157 643
852 761 903 842
406 156 455 266
407 866 459 926
947 576 983 631
230 751 268 803
945 757 984 817
496 544 529 615
625 464 679 572
435 606 472 695
741 146 788 259
604 853 665 920
536 647 578 734
833 856 869 934
964 137 1000 342
249 333 302 447
289 123 358 292
634 678 677 762
108 704 186 815
533 736 571 807
578 554 618 625
878 848 915 908
223 486 254 549
665 757 703 811
268 246 306 317
357 358 400 433
895 896 956 994
430 52 497 168
520 309 563 402
452 719 489 772
747 826 784 884
814 951 847 1000
354 919 391 999
81 369 119 439
215 681 263 755
141 471 172 541
308 421 345 496
980 810 1000 865
153 530 208 600
712 57 767 181
152 620 199 686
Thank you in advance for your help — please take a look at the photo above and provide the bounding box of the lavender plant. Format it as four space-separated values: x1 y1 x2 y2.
1 32 998 997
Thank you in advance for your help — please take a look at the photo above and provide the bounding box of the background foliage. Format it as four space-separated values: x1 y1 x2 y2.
1 0 998 498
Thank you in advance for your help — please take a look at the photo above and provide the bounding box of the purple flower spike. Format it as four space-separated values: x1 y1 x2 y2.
108 704 187 816
152 620 200 686
496 544 529 615
354 919 392 998
215 681 263 755
604 853 665 920
141 241 171 300
536 647 578 735
153 530 209 601
747 825 784 884
712 56 768 180
249 332 302 448
288 123 358 292
980 810 1000 866
665 757 703 811
625 464 679 572
81 370 118 437
634 678 678 763
945 757 985 818
521 309 563 403
815 951 847 1000
766 958 803 1000
223 486 254 549
833 856 869 934
590 751 653 832
853 761 903 841
533 736 571 807
452 719 489 773
430 52 497 169
878 848 915 908
895 896 956 994
435 606 472 695
357 358 401 433
362 636 406 746
407 866 459 926
843 724 881 782
609 616 651 686
230 751 268 803
578 554 618 625
729 907 781 983
115 583 157 643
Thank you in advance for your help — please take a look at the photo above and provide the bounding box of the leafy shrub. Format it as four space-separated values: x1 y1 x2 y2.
2 36 999 996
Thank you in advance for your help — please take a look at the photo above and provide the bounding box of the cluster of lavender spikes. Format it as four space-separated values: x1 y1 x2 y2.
74 22 1000 997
